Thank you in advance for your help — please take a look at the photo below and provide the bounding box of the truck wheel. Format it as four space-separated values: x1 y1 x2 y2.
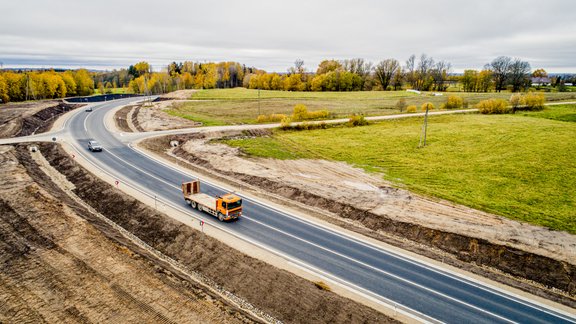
217 213 224 222
191 201 197 209
185 199 191 205
198 205 203 212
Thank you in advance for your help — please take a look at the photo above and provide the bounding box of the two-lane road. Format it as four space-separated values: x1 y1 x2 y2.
63 98 574 323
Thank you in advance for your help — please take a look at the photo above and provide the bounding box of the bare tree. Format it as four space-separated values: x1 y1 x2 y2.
342 58 372 89
508 58 531 92
432 60 452 91
374 59 400 90
487 56 512 92
405 54 416 88
416 54 435 91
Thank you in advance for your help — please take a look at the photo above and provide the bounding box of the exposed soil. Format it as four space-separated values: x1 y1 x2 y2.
0 145 257 323
114 90 200 132
139 131 576 303
18 142 397 324
0 101 83 138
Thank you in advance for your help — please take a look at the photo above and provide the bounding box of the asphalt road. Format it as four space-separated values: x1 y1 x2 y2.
64 98 574 324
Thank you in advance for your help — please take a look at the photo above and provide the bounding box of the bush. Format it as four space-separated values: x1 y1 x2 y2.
256 113 287 123
476 99 510 114
396 98 407 112
292 104 308 121
291 104 329 121
421 102 435 112
524 92 546 111
306 109 330 120
347 114 369 127
406 105 417 113
280 116 292 130
509 93 526 110
443 95 463 109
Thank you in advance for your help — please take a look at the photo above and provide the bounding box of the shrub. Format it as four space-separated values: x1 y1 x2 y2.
444 95 463 109
347 114 369 127
476 99 510 114
314 281 331 291
524 92 546 111
292 104 308 121
421 102 435 112
306 109 330 120
509 93 526 112
396 98 407 112
280 116 292 130
257 113 287 123
291 104 329 121
406 105 417 113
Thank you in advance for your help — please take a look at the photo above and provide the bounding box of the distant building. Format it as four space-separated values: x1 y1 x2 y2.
531 77 551 86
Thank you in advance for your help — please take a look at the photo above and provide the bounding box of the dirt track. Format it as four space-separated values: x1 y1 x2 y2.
139 131 576 303
0 143 397 323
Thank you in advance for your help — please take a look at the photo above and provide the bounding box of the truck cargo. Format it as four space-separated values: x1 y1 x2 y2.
182 180 242 221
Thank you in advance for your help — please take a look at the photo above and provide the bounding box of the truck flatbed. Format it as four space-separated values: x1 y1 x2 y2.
187 193 216 209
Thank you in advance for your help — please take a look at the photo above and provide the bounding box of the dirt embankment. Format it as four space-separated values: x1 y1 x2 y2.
0 145 256 323
29 142 397 324
0 101 83 138
114 90 200 132
140 131 576 302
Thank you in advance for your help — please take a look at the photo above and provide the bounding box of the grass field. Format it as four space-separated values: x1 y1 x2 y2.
93 87 128 95
223 104 576 233
166 88 576 125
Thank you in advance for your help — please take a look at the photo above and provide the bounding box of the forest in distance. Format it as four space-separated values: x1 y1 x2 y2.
1 54 575 104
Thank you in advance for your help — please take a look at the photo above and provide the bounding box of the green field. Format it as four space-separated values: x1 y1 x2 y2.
223 104 576 233
93 87 128 95
166 88 576 125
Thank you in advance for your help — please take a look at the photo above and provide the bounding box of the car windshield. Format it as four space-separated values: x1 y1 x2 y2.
227 199 242 210
91 141 100 146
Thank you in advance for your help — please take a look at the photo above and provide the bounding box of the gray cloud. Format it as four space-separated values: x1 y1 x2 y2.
1 0 575 72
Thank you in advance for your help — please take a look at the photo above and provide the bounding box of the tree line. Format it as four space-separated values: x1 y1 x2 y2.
0 69 94 103
1 55 573 104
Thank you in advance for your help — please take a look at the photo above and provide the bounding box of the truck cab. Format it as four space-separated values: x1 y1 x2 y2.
182 180 242 221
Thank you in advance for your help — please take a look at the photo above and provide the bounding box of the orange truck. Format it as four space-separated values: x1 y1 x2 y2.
182 180 242 221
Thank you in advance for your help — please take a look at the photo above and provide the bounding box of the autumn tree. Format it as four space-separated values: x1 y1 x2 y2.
461 70 479 92
374 59 400 90
134 61 151 76
0 75 9 103
478 70 493 92
316 60 342 75
73 69 94 96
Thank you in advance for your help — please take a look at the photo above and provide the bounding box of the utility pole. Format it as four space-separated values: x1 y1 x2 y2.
258 87 261 116
419 104 430 148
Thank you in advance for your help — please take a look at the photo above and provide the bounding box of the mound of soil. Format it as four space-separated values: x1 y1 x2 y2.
30 142 396 324
0 101 83 138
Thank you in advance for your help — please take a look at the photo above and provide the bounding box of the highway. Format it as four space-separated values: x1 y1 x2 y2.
62 98 574 323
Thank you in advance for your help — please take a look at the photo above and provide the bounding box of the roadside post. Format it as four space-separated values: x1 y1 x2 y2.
115 180 119 188
200 219 204 233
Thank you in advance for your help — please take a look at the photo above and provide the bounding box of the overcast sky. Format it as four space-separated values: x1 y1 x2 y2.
1 0 575 73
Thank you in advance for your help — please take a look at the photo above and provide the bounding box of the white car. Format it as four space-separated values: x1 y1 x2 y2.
88 140 102 152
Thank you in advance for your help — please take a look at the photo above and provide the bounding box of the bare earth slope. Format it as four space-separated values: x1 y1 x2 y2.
0 145 252 323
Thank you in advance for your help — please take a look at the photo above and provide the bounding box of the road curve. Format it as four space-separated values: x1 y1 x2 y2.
59 98 575 323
